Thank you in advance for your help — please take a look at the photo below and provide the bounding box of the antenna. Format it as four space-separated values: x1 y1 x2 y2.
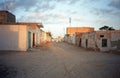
4 0 6 10
4 0 8 10
69 17 72 36
69 17 71 27
4 0 15 11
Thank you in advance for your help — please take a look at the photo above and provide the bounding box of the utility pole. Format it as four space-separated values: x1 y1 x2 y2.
4 0 9 10
4 0 15 11
69 17 72 36
4 0 6 10
69 17 71 27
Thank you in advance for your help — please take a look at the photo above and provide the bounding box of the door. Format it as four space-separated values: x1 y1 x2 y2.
33 33 35 47
28 32 31 48
79 38 81 47
86 39 88 48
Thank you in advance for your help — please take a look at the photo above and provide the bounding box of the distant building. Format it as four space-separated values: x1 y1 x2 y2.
0 10 16 23
53 36 64 42
64 27 94 44
65 27 120 52
66 27 94 36
0 22 43 51
40 31 52 44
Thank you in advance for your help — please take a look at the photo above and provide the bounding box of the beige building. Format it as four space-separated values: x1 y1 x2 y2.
66 27 94 36
64 27 94 44
72 32 83 46
0 10 16 23
40 31 52 44
81 30 120 52
0 22 43 51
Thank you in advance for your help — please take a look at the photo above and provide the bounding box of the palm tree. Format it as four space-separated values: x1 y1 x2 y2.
99 26 115 30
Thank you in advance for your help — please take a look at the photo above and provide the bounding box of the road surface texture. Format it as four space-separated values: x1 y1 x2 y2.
0 42 120 78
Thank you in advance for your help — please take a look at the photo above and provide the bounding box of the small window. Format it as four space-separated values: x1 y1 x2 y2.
102 39 107 47
100 35 104 38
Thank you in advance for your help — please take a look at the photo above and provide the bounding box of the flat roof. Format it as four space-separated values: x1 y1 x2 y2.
67 27 94 29
0 10 8 12
0 22 43 28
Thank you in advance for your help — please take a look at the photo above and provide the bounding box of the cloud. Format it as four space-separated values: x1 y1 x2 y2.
17 12 68 24
109 0 120 10
15 0 55 12
15 0 38 10
0 0 55 12
90 7 120 17
0 1 4 9
68 0 79 4
0 0 79 13
55 0 79 4
74 17 83 22
95 19 110 24
0 0 15 10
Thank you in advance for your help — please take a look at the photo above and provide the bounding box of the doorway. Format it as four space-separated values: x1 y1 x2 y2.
79 38 81 47
86 39 88 48
28 32 31 48
33 33 36 47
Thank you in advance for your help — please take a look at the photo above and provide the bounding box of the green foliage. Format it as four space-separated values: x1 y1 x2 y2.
99 26 115 30
65 34 70 37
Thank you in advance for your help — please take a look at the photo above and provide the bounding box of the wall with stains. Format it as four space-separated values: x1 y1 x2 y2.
0 25 27 51
81 30 120 52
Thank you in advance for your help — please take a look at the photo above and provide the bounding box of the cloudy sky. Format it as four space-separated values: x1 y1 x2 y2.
0 0 120 38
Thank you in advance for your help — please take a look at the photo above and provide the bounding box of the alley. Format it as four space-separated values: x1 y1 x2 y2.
0 42 120 78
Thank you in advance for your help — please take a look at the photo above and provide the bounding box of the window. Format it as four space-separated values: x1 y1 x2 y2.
100 35 104 38
102 39 107 47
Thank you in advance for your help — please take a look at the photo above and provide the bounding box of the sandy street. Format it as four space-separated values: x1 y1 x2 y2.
0 42 120 78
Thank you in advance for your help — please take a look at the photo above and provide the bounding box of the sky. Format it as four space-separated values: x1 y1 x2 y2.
0 0 120 38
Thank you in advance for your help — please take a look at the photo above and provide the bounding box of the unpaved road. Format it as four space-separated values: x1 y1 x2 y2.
0 42 120 78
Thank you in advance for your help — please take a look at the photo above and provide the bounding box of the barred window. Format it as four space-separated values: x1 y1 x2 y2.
102 39 107 47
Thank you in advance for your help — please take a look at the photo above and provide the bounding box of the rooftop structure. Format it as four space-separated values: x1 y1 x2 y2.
0 10 16 23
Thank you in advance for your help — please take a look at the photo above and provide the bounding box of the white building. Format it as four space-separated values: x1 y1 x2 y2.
81 30 120 52
0 22 43 51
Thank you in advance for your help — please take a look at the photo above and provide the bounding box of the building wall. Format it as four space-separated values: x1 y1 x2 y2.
72 33 76 45
81 30 120 52
64 35 73 44
65 27 94 44
34 28 41 46
66 27 94 36
0 10 16 23
111 31 120 50
96 31 111 51
40 31 52 44
0 25 27 51
96 30 120 51
74 32 83 46
27 25 42 47
81 32 96 49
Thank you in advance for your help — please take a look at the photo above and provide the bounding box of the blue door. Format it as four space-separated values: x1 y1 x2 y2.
28 32 31 48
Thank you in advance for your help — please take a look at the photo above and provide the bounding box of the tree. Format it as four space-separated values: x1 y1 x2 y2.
99 26 115 30
65 34 70 37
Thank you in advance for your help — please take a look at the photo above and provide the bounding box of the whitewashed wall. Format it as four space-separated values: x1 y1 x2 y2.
0 25 27 51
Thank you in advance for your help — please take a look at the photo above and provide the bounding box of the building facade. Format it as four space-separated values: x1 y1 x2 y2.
0 10 16 23
40 31 52 44
0 23 43 51
65 26 120 52
81 30 120 52
66 27 94 36
64 27 94 44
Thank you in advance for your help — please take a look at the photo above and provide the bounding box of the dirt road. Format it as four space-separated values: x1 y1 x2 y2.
0 42 120 78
